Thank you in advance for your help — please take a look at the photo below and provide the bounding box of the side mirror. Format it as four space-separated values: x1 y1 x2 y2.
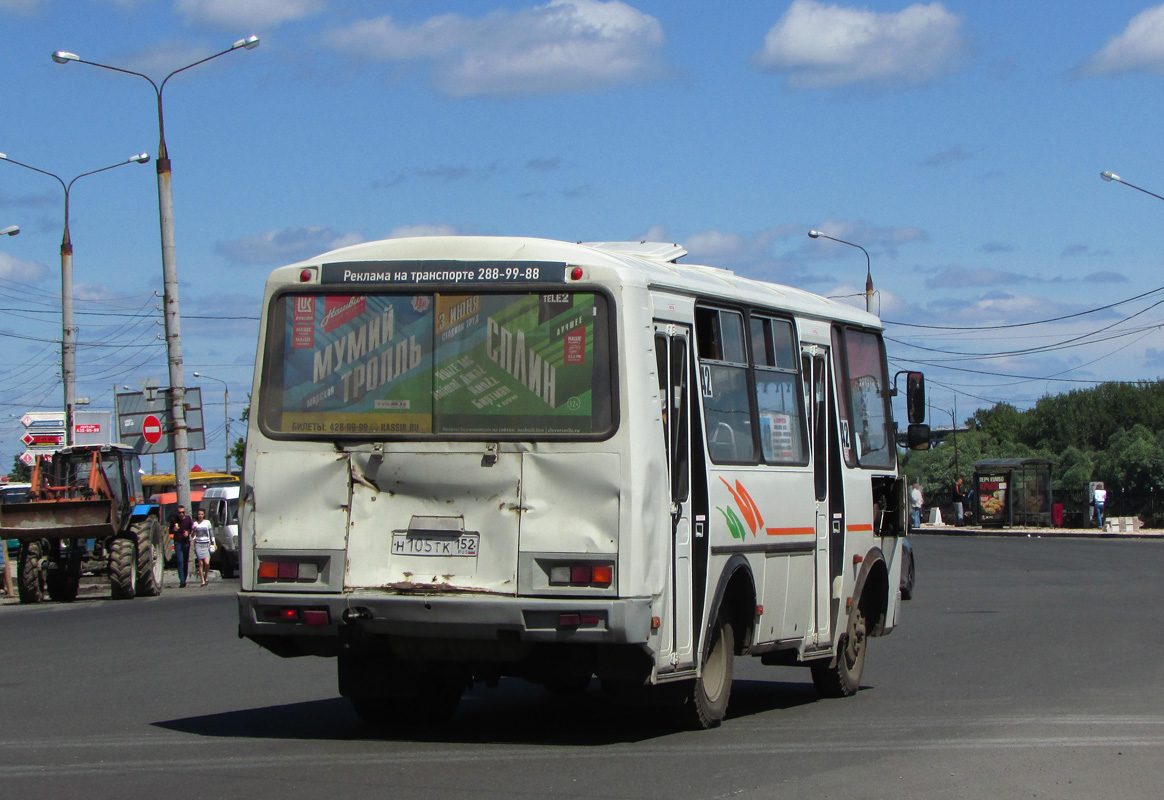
907 423 930 451
906 372 925 424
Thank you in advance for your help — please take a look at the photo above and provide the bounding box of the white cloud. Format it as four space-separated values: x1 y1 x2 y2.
1081 5 1164 76
0 252 46 284
804 219 927 258
214 226 363 265
326 0 665 97
386 224 461 239
681 225 800 276
175 0 326 29
753 0 964 90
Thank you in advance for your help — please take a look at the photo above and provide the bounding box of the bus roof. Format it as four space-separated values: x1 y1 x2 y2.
276 236 883 329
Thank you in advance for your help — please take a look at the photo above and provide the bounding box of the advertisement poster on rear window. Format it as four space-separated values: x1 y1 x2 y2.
432 293 599 434
271 292 603 436
278 294 435 435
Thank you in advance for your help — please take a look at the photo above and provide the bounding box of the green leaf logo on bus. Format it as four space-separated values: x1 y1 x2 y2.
717 477 765 540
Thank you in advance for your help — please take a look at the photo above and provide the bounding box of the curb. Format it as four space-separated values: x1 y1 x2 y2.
914 525 1163 540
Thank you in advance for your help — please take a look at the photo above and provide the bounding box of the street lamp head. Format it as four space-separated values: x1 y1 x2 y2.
52 51 80 64
1 225 18 237
808 230 822 238
193 372 202 377
129 153 151 164
233 35 260 51
1101 171 1120 183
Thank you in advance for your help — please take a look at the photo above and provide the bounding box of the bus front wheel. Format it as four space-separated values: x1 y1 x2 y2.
811 603 867 698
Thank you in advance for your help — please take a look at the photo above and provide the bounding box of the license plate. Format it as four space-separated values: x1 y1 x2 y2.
392 532 479 557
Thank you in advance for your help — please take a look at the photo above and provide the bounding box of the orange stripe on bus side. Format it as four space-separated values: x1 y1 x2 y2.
765 527 815 537
847 523 874 532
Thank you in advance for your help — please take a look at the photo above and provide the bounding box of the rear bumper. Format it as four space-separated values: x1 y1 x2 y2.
238 590 654 646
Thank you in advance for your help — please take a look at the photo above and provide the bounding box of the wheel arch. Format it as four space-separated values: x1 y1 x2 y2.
705 554 757 655
853 546 890 636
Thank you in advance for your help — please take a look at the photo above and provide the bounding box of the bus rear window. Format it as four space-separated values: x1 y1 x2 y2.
259 291 613 438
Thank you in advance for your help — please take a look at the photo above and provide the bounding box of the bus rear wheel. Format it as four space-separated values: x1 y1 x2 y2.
349 679 463 729
676 611 734 730
811 603 867 698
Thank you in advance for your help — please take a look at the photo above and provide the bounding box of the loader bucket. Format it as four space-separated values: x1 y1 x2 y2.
0 498 117 541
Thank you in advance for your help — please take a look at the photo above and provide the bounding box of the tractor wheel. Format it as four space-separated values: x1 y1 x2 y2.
109 538 137 600
46 540 83 603
133 517 164 597
17 540 46 604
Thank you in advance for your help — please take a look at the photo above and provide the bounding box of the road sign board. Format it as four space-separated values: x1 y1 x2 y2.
22 433 63 447
115 388 204 455
19 452 35 466
20 411 65 429
142 414 163 445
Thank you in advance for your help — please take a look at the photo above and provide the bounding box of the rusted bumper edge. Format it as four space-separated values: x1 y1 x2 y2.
237 590 654 647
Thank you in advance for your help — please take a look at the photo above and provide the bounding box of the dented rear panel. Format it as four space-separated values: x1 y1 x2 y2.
346 450 522 593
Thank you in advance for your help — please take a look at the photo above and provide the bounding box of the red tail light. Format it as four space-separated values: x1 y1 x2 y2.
550 562 614 588
257 558 320 583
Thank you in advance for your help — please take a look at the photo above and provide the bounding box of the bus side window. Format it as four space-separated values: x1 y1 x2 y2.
752 316 806 464
696 307 755 464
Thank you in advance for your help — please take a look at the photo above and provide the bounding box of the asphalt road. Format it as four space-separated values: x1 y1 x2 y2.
2 535 1163 799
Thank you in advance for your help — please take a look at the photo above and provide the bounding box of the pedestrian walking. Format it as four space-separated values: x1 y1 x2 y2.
192 508 213 587
170 504 193 588
953 478 965 526
909 482 924 530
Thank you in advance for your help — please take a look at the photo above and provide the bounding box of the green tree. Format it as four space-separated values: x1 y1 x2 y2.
1055 446 1093 492
229 396 250 472
968 402 1023 443
8 455 30 482
1092 425 1164 496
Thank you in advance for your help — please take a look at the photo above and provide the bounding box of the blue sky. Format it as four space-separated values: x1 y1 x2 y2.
3 0 1164 470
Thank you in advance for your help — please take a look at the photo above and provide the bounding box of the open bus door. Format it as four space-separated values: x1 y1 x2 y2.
805 347 846 647
655 324 696 671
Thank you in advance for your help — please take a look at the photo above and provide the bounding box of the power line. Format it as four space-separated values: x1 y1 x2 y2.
884 284 1164 331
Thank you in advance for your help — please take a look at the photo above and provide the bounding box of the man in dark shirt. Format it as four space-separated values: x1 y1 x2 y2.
170 505 194 588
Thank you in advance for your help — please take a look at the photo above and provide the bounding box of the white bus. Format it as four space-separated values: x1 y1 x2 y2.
237 236 927 729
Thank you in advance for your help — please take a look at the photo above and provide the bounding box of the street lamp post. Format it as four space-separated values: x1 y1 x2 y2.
1 225 19 236
1100 171 1164 203
192 372 230 475
0 152 150 446
808 229 874 313
53 35 259 509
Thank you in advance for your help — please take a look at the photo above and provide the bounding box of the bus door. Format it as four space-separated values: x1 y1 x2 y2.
804 346 848 644
655 324 696 670
807 348 835 643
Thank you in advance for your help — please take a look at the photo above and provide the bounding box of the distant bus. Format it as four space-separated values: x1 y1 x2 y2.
237 236 926 729
141 472 238 503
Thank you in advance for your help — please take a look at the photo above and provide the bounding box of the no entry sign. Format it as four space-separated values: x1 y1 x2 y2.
142 414 163 445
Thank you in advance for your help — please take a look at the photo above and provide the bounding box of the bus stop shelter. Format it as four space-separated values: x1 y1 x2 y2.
973 458 1054 527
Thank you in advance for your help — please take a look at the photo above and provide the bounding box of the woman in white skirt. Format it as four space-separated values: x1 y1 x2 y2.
192 508 214 587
